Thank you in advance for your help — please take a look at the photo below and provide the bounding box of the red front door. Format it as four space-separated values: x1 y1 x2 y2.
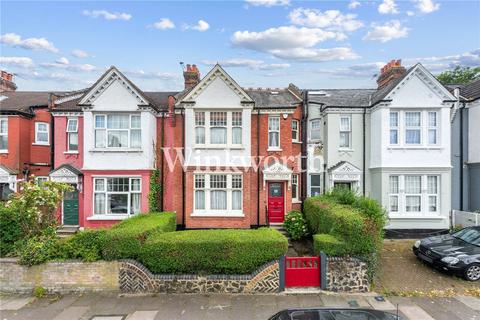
268 182 285 223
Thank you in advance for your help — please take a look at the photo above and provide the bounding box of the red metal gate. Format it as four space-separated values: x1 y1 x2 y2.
285 256 321 287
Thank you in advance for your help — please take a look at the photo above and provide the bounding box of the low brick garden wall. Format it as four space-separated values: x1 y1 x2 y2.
0 258 120 294
326 256 369 292
119 260 280 294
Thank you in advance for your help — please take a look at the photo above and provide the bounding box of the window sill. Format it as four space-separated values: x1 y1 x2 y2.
387 146 443 150
0 150 8 154
292 200 302 204
292 141 302 144
32 143 49 146
267 148 283 152
388 213 446 220
64 151 79 154
191 212 245 218
87 214 131 221
89 148 143 153
194 145 245 150
338 148 354 152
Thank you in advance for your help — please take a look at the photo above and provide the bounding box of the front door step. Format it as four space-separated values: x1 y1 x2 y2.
56 225 80 238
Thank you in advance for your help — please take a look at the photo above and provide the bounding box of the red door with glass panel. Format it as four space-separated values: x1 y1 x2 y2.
268 182 285 223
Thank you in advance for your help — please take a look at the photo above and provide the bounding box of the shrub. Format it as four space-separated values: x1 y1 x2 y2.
101 212 176 260
313 234 347 256
283 210 309 240
0 204 22 256
16 231 60 266
139 228 288 274
33 286 46 298
60 229 108 262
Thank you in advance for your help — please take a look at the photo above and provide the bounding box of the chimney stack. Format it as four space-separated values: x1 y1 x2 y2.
0 70 17 92
183 64 200 90
376 59 406 90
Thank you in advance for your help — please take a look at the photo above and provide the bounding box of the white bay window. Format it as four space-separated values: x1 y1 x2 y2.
193 173 243 216
194 111 243 147
94 177 141 215
94 114 141 149
389 110 440 147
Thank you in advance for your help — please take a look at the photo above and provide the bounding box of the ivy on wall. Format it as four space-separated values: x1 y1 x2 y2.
148 169 162 212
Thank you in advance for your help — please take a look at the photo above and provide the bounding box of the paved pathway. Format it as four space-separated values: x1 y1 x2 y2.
0 292 478 320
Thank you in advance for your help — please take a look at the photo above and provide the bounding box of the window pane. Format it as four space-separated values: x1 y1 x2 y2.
67 119 78 132
406 196 421 212
130 129 141 148
405 176 421 194
232 127 242 144
390 129 398 144
37 132 48 142
232 190 242 210
107 114 129 129
311 120 320 130
0 136 8 150
131 115 141 129
130 193 141 214
94 193 106 214
390 196 398 212
107 194 128 214
210 112 227 126
311 174 321 187
292 120 298 130
210 127 227 144
232 175 242 189
108 130 128 147
292 183 298 199
0 120 7 134
195 190 205 210
428 112 437 126
406 129 420 144
232 112 242 126
210 175 227 188
95 115 105 128
311 187 321 196
389 176 399 193
68 133 78 151
107 178 129 192
429 196 437 212
211 190 227 210
339 132 350 148
269 132 279 147
340 117 350 131
428 129 437 144
94 179 105 191
405 112 421 126
268 117 279 131
427 176 437 194
195 112 205 126
195 174 205 188
195 127 205 144
390 112 398 127
37 123 47 131
95 130 106 148
131 178 141 191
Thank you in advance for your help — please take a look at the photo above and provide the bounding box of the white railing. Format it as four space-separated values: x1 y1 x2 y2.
452 210 480 228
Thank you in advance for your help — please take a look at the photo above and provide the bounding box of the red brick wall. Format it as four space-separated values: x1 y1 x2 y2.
53 116 83 169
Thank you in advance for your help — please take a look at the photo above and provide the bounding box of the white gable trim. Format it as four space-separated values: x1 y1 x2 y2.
263 162 292 188
179 64 253 104
79 67 149 107
329 161 362 183
50 166 80 184
386 64 455 103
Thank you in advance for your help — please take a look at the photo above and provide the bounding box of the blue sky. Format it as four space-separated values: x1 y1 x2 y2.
1 0 479 91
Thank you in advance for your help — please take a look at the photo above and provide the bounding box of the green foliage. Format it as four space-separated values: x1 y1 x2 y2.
60 229 108 262
5 180 73 238
33 286 46 298
313 234 347 256
283 210 309 240
139 228 288 274
16 229 60 266
148 169 162 212
0 204 23 256
437 66 480 85
101 212 176 260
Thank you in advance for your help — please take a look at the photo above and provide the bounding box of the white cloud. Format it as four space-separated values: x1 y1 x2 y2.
289 8 363 32
414 0 440 13
40 58 98 72
315 62 385 78
82 10 131 21
152 18 175 30
56 57 70 65
363 20 409 42
348 1 361 9
0 33 58 53
71 49 91 58
202 58 290 70
232 26 359 62
0 56 35 68
245 0 290 7
378 0 399 14
183 20 210 32
404 49 480 70
406 11 415 16
123 70 178 81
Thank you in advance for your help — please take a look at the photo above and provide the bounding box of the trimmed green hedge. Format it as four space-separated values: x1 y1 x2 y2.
101 212 176 260
139 228 288 274
313 233 347 256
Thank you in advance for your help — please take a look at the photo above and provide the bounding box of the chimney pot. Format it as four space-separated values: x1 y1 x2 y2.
376 59 406 90
0 70 16 92
183 63 201 90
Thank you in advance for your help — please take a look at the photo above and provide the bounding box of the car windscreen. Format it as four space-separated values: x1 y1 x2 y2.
452 227 480 246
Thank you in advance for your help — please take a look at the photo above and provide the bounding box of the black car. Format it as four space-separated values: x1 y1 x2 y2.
412 226 480 281
269 308 402 320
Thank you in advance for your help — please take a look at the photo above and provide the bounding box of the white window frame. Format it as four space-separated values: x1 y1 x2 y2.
192 173 244 217
404 111 422 145
427 175 439 213
310 119 321 141
389 175 399 212
309 174 322 197
231 111 243 146
268 116 281 150
195 111 206 145
66 118 79 152
193 111 243 148
292 119 299 142
93 177 141 216
0 117 7 152
339 115 352 149
292 174 299 201
34 122 49 145
35 176 49 186
389 112 399 145
427 111 438 145
94 113 142 149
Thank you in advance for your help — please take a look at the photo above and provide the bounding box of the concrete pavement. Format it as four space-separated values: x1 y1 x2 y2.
0 292 478 320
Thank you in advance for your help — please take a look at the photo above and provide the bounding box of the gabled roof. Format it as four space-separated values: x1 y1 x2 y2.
460 79 480 102
178 64 254 104
0 91 50 116
49 163 82 176
308 89 376 108
0 164 18 175
244 88 302 109
328 161 361 173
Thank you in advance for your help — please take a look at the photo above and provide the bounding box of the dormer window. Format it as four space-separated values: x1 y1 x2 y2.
94 114 141 149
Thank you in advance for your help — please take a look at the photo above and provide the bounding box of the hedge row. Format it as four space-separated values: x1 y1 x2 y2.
139 228 288 274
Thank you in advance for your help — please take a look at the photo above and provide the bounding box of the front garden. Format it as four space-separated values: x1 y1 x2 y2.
0 181 288 275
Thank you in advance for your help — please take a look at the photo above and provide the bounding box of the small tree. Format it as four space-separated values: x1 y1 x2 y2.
4 180 73 237
437 66 480 85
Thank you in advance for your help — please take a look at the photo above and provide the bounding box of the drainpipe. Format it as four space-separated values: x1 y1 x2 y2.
460 102 464 211
300 91 308 209
160 111 165 212
257 108 261 227
363 107 366 196
49 96 55 171
181 108 186 229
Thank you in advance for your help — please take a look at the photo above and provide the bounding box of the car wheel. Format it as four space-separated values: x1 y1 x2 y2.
464 263 480 281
